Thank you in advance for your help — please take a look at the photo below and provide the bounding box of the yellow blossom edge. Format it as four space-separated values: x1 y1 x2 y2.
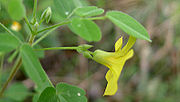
92 36 136 96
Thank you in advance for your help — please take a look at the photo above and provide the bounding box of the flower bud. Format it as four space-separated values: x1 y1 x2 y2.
78 44 93 50
83 51 93 59
40 7 52 23
77 44 93 53
76 44 93 59
32 22 39 34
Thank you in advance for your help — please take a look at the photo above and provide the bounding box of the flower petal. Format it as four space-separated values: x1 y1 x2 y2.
124 49 134 60
104 61 124 96
92 36 136 96
104 69 118 96
122 36 136 54
103 50 134 96
115 37 123 52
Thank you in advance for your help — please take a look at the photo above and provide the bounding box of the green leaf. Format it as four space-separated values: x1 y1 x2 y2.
52 0 88 21
53 0 75 18
38 87 58 102
75 6 104 17
33 94 39 102
33 45 45 59
71 18 101 42
7 0 26 21
4 83 30 101
37 83 87 102
0 33 20 53
56 83 87 102
72 0 89 7
20 44 52 90
106 11 151 42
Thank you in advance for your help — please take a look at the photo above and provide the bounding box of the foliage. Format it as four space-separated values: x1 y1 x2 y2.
0 0 155 102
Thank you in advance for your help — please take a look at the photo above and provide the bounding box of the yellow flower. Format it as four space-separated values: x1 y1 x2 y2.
92 36 136 96
11 21 21 31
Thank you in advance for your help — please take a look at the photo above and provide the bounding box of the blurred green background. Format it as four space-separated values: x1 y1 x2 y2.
0 0 180 102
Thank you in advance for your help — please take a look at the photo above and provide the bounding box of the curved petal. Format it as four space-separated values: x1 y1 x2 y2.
103 50 134 96
122 36 136 54
104 62 124 96
124 49 134 60
104 69 118 96
115 37 123 52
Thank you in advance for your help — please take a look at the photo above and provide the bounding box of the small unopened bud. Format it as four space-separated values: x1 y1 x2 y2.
76 44 93 59
77 44 93 53
83 51 92 59
78 44 93 50
32 22 39 34
45 8 52 23
40 7 52 23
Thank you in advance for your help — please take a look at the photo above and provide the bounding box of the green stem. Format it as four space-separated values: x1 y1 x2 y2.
37 21 71 34
87 50 94 55
0 22 22 43
29 34 36 45
24 16 33 33
0 54 4 88
35 46 78 51
0 56 22 97
66 7 78 19
32 20 71 47
87 16 106 20
32 27 57 47
0 23 14 35
8 50 18 63
33 0 38 18
38 18 44 25
36 15 106 34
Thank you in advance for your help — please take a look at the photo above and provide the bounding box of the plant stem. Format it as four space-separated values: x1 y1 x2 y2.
36 16 106 34
32 27 56 47
0 23 14 36
87 51 94 55
0 22 22 43
0 56 22 97
0 55 4 88
8 50 18 63
35 47 78 51
38 18 44 25
33 0 38 18
37 21 71 34
87 16 106 20
29 34 36 45
32 20 72 47
24 16 33 33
